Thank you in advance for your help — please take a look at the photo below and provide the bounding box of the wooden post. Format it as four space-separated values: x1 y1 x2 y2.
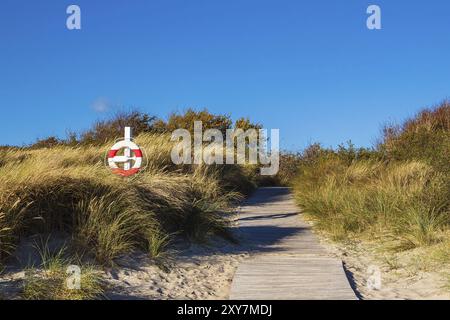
124 127 131 171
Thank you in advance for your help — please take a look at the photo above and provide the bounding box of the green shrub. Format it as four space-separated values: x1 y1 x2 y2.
79 110 157 145
381 101 450 174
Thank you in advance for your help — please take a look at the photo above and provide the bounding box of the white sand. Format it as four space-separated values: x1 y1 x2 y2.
0 234 248 300
321 238 450 300
105 238 248 300
105 228 450 300
2 219 448 300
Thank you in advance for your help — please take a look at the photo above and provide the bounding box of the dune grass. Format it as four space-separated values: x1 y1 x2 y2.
294 160 449 246
22 241 105 300
0 132 253 270
292 102 450 280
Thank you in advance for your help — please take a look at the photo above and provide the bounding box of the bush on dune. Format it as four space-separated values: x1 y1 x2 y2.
381 101 450 174
80 111 157 145
153 108 233 135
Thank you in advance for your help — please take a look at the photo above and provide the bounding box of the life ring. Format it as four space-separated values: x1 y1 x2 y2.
107 140 143 177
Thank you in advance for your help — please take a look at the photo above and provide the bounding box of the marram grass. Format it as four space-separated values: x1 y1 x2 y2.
0 133 254 268
294 160 449 248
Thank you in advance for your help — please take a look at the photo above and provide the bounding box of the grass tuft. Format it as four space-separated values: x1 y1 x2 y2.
22 241 105 300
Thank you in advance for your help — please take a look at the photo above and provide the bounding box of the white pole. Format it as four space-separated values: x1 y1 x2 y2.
124 127 131 171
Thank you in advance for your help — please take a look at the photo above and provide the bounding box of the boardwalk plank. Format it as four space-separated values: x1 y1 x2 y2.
230 187 356 300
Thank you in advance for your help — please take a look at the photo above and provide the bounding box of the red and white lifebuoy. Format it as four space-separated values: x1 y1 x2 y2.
107 140 143 177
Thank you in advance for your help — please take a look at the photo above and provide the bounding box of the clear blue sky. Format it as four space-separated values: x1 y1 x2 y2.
1 0 449 150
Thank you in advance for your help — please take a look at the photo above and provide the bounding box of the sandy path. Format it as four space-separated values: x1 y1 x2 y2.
105 238 249 300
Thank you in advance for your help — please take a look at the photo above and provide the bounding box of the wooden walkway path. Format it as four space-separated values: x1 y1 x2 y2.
230 187 356 300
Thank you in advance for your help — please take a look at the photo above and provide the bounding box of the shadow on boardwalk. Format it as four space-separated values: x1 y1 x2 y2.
230 187 357 300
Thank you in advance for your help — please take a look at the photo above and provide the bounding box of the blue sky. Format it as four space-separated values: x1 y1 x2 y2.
1 0 449 150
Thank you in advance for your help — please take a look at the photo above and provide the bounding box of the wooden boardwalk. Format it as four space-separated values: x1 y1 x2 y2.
230 187 356 300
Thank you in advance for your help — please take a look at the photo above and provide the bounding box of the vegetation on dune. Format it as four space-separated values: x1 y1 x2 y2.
291 102 450 277
380 102 450 174
0 137 252 265
28 108 263 148
2 101 448 297
0 110 263 300
23 262 104 300
295 159 448 244
22 241 104 300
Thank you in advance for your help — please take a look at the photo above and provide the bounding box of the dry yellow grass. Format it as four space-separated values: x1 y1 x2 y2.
295 160 449 245
0 133 254 268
